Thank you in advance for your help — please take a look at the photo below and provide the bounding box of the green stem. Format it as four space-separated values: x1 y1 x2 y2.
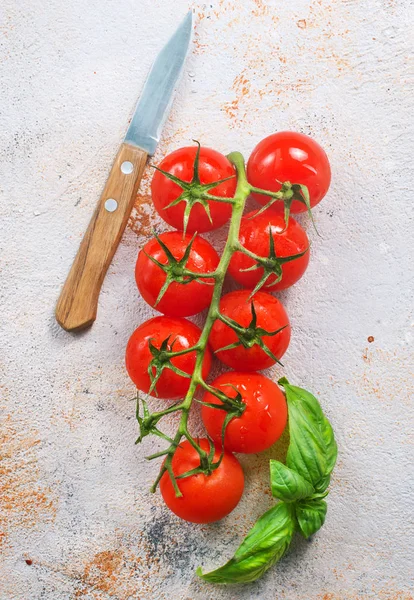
203 193 236 204
151 152 252 494
235 241 263 262
182 269 219 279
249 185 284 199
150 402 185 420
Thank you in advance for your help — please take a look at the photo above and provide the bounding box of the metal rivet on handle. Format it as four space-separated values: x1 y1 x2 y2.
121 161 134 174
105 198 118 212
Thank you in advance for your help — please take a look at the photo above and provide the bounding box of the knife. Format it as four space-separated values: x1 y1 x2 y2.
55 12 193 332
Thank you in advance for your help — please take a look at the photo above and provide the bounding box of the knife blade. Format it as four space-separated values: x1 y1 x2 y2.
56 12 193 332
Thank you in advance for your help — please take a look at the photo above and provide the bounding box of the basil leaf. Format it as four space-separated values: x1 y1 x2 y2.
198 381 337 584
314 474 331 494
279 379 337 491
197 502 295 584
295 499 327 538
270 460 315 502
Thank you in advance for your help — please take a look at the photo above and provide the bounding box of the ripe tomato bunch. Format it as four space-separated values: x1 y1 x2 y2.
125 132 331 524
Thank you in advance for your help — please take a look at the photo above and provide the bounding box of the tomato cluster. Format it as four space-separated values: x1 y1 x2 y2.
125 132 330 523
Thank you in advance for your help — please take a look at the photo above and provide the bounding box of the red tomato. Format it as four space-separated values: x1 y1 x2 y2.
202 372 287 454
135 232 219 317
209 290 290 371
247 131 331 213
160 439 244 523
125 316 211 398
151 146 236 233
228 211 310 292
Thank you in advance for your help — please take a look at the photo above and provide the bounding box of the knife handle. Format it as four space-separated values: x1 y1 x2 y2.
56 143 148 332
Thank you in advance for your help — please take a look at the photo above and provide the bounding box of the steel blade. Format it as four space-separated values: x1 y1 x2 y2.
124 11 193 155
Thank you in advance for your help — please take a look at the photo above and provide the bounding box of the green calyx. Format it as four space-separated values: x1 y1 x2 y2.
145 231 215 307
176 436 224 480
153 140 236 235
147 336 192 396
197 383 246 448
216 301 287 365
198 383 246 418
135 395 178 446
250 181 318 234
239 229 310 296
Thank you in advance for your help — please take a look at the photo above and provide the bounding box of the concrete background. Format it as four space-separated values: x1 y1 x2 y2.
1 0 413 598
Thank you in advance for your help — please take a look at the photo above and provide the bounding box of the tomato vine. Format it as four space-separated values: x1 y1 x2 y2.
135 147 311 496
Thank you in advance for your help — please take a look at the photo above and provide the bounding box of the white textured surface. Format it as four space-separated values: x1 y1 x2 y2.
1 0 413 599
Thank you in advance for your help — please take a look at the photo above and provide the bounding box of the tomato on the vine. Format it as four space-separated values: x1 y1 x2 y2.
151 145 236 233
160 439 244 523
136 232 219 317
228 211 310 292
125 316 211 398
209 290 291 371
202 372 288 454
247 131 331 213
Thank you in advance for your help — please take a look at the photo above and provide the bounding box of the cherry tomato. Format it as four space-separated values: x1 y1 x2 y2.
209 290 290 371
228 211 310 292
247 131 331 213
160 439 244 523
136 232 219 317
125 317 211 398
151 146 236 233
202 372 287 454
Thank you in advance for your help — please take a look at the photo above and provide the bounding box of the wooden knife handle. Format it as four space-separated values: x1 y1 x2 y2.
56 143 148 332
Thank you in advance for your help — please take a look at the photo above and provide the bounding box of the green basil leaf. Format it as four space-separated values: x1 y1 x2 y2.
198 381 337 584
295 499 327 538
314 474 331 494
310 489 329 500
270 460 315 502
279 379 337 492
197 502 295 584
286 400 327 486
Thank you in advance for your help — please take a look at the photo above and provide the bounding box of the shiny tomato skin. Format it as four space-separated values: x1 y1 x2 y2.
125 317 211 399
247 131 331 213
228 211 310 292
160 439 244 523
151 146 236 232
202 372 288 454
136 232 219 317
209 290 290 371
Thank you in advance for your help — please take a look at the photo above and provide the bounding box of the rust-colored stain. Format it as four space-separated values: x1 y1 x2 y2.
128 168 156 238
306 0 351 73
0 413 57 548
368 335 375 343
252 0 268 17
223 71 251 126
216 0 352 129
193 30 208 55
72 541 164 599
354 347 413 405
315 48 351 72
74 550 124 597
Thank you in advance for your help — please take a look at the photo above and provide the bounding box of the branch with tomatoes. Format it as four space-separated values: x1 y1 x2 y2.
124 132 337 583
